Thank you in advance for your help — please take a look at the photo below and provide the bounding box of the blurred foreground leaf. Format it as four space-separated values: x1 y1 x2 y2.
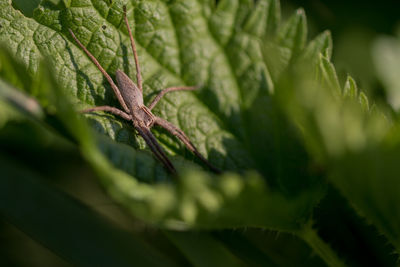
0 154 176 267
273 41 400 255
373 33 400 110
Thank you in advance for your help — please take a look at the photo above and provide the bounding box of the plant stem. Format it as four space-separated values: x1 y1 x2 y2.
297 224 346 267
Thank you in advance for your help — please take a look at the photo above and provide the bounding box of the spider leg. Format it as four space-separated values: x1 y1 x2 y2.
123 6 143 92
136 125 176 174
148 86 197 110
154 117 221 174
81 106 132 121
69 29 130 113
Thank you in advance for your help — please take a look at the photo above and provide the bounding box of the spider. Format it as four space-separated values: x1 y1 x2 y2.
69 6 220 175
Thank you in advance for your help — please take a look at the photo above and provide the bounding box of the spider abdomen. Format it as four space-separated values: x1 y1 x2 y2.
115 70 143 111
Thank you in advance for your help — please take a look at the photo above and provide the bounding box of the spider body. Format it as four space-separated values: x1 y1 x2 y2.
69 6 220 175
115 70 144 110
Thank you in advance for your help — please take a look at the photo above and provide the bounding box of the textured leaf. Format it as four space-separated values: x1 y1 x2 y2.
300 30 332 69
1 0 381 265
358 91 370 111
277 8 307 59
0 0 325 232
343 75 358 99
274 45 400 255
262 8 307 83
209 0 239 45
243 0 276 38
319 54 341 97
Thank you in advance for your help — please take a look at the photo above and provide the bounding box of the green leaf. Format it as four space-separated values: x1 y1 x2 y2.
11 0 41 17
358 91 370 111
0 79 43 121
0 0 326 230
263 8 307 82
0 154 177 267
243 0 277 38
274 47 400 255
245 92 324 196
330 145 400 253
300 30 332 69
209 0 239 45
277 8 307 59
297 225 346 267
319 54 342 96
372 34 400 110
262 41 291 83
265 0 281 37
343 75 358 99
165 231 244 267
2 0 383 264
213 230 278 266
0 3 351 266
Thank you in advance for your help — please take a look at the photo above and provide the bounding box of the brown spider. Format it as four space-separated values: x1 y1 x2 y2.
69 6 220 175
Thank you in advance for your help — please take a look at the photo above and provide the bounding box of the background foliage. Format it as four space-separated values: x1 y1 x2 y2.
1 0 400 266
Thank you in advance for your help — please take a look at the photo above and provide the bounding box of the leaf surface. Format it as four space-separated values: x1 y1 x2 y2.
0 0 324 232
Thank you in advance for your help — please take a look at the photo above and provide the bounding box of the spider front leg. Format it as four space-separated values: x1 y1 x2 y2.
154 117 221 174
81 106 132 121
69 29 130 113
148 86 197 110
123 5 142 92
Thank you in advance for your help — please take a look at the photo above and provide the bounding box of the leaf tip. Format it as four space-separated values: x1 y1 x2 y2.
296 8 306 18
